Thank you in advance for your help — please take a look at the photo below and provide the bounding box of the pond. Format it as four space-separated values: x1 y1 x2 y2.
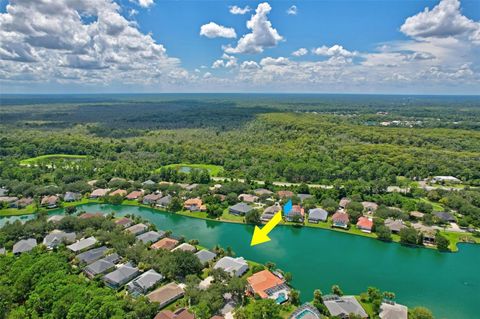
2 203 479 319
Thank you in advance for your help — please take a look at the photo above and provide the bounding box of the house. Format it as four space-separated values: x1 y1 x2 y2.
154 308 194 319
434 211 456 223
171 243 196 253
109 189 127 197
126 223 148 236
229 202 254 216
47 215 65 223
115 216 134 228
126 190 143 200
412 224 437 245
78 212 104 219
185 184 199 191
384 218 406 234
14 197 34 208
151 238 179 250
0 196 18 206
195 249 217 265
362 201 378 213
298 194 313 203
90 188 110 198
142 180 156 186
339 198 351 209
247 270 290 303
157 195 172 208
0 187 7 196
289 303 321 319
431 176 461 183
147 282 185 308
41 195 59 208
183 198 206 212
254 188 273 196
308 208 328 223
323 295 368 319
214 256 249 277
143 193 163 205
13 238 37 255
332 211 349 229
409 211 425 219
64 192 80 202
379 301 408 319
137 230 165 244
76 246 108 264
0 247 5 255
284 205 305 222
67 236 97 253
84 253 121 279
261 204 281 222
127 269 164 296
356 217 373 233
43 230 76 249
277 190 294 199
103 262 140 289
238 194 259 203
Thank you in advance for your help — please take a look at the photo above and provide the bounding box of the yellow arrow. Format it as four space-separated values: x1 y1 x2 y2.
250 211 282 246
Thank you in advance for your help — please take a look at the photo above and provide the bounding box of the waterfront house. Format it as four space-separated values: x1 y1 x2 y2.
43 230 76 249
171 243 196 253
127 269 164 296
0 196 18 206
126 190 143 200
13 238 37 255
323 295 368 319
13 197 34 208
157 195 172 208
64 191 80 202
137 230 165 244
126 223 148 236
412 224 437 245
147 282 185 308
47 215 65 223
151 238 179 250
115 217 134 228
356 217 373 233
154 308 194 319
254 188 273 196
184 198 206 212
284 205 305 222
362 201 378 213
76 246 108 264
67 236 97 253
195 249 217 265
434 211 456 223
238 194 259 203
214 256 249 277
308 208 328 223
261 204 281 222
79 212 104 219
379 301 408 319
84 253 120 279
103 262 140 289
229 202 254 216
143 193 163 205
90 188 110 198
332 211 349 229
277 190 294 199
297 194 313 203
384 218 406 234
41 195 59 208
289 303 321 319
247 270 290 304
339 198 351 210
109 189 127 197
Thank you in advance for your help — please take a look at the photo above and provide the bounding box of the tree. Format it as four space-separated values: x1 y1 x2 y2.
290 289 301 305
331 285 343 296
435 233 450 251
410 307 434 319
168 196 183 212
376 225 392 242
399 227 418 245
346 201 364 223
321 198 337 214
245 210 261 225
65 206 77 215
234 299 282 319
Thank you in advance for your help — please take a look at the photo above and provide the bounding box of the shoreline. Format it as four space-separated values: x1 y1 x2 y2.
2 199 478 252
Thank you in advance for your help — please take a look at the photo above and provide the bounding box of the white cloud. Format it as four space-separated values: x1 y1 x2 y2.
200 22 237 39
312 45 357 57
137 0 154 8
224 2 283 54
0 0 188 88
212 60 225 69
292 48 308 56
400 0 480 43
241 61 260 70
286 5 298 15
211 54 238 69
229 5 251 15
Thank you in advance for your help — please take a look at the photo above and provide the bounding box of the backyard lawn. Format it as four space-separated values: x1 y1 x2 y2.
156 163 224 176
19 154 88 166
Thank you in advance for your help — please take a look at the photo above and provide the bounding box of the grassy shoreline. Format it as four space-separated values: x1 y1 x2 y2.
1 199 478 252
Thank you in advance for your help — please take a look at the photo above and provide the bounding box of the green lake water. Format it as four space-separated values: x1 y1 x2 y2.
1 203 479 319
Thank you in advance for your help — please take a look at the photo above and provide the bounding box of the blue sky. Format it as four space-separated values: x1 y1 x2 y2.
0 0 479 94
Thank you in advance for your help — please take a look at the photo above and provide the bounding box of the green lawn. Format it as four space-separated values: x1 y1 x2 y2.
0 204 37 216
440 230 480 252
156 163 224 176
19 154 88 165
418 197 444 211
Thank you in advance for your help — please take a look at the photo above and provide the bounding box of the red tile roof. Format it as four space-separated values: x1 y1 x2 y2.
332 211 349 223
126 190 143 200
356 217 373 230
247 270 285 299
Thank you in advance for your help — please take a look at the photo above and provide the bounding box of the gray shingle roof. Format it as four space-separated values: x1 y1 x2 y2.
103 263 139 287
229 202 254 215
323 295 368 318
126 223 148 235
136 230 165 244
214 257 249 277
67 236 97 252
76 246 108 264
308 208 328 221
434 211 456 222
127 269 164 295
84 254 120 277
43 230 76 248
195 249 217 264
13 238 37 254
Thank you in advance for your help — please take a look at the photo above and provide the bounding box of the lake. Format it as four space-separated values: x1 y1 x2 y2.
1 203 479 319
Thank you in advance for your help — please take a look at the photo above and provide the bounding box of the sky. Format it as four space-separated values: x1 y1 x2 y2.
0 0 479 94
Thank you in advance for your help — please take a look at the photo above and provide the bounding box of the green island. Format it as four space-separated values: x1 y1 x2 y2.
1 94 480 319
